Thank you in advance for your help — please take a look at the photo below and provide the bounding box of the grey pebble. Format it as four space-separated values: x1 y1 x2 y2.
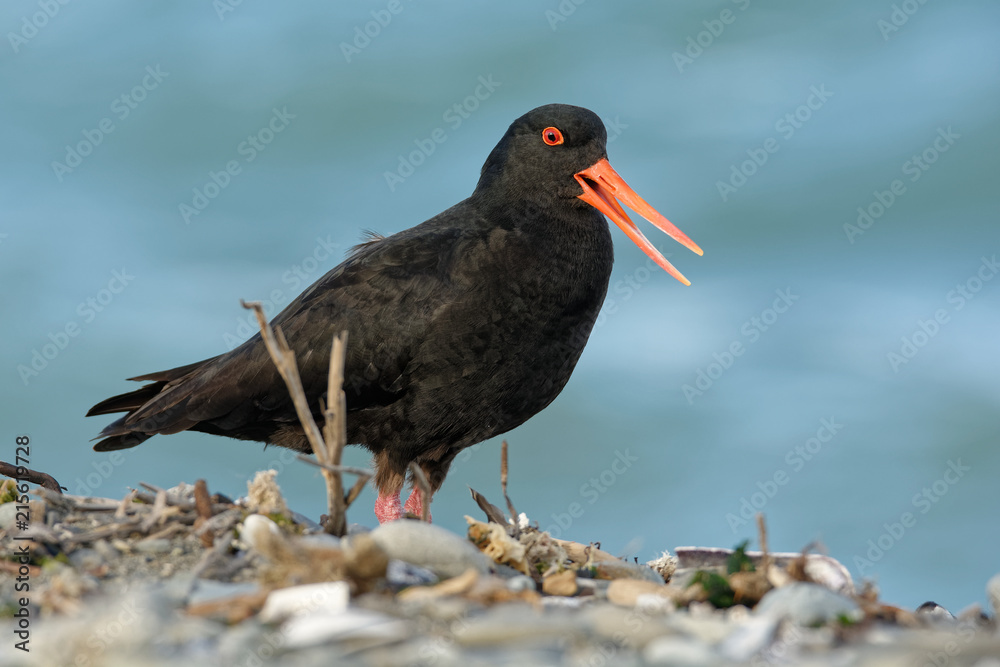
0 503 18 531
506 575 537 593
917 600 956 622
455 604 586 646
755 582 862 626
386 559 438 587
717 615 780 662
369 520 491 579
68 547 105 572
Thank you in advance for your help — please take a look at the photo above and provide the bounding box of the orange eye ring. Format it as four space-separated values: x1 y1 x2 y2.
542 127 564 146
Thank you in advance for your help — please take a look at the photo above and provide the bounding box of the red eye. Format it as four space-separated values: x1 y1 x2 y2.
542 127 564 146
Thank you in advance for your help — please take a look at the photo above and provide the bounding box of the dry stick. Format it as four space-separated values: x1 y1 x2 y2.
140 489 169 533
194 479 215 548
62 518 144 545
242 302 328 456
500 440 518 526
297 457 373 509
145 522 188 542
0 461 64 493
243 300 334 532
295 456 373 479
136 483 204 512
756 512 771 574
242 300 359 536
32 487 117 511
407 462 431 523
115 488 138 519
321 332 349 536
469 486 507 526
194 479 214 520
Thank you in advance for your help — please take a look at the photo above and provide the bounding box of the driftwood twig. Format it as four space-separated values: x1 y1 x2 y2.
756 512 771 574
321 331 349 535
500 441 519 529
242 300 362 536
294 456 373 480
0 461 64 494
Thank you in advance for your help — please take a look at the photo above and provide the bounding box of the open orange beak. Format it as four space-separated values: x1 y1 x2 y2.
575 158 703 285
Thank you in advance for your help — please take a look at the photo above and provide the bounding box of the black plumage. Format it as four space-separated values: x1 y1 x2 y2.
88 104 701 522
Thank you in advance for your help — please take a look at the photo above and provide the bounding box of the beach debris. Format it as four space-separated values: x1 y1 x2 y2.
0 476 997 665
244 470 289 518
466 516 529 575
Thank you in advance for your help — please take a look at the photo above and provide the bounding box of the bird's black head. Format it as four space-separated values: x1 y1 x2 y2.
473 104 703 285
475 103 608 202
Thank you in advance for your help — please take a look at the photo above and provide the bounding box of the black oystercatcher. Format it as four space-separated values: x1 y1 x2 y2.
87 104 702 523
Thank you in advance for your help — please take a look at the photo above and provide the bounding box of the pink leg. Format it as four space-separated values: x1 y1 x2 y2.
374 490 403 523
403 488 432 522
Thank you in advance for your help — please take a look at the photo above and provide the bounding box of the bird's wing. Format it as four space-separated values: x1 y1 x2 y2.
113 222 468 438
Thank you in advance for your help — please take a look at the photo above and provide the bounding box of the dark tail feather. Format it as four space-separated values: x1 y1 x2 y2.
87 357 214 417
127 358 210 383
86 383 167 417
87 356 216 451
94 431 152 452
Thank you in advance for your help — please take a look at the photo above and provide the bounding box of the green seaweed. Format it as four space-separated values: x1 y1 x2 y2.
727 539 755 574
689 570 736 608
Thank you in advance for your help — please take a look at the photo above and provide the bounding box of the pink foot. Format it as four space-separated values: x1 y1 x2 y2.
374 491 403 523
403 488 432 522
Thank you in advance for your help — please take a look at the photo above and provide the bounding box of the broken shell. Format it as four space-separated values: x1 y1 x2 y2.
466 516 529 575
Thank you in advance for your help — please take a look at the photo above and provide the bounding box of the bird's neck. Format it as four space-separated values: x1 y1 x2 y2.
464 189 615 298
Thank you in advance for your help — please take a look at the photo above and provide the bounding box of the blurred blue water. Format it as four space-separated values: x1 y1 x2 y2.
2 1 998 610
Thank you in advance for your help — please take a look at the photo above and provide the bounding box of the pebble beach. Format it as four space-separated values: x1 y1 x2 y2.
1 473 998 667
